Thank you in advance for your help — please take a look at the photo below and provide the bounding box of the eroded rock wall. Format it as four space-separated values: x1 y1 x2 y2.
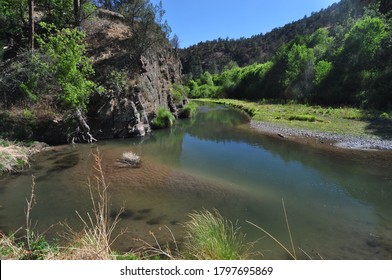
85 9 184 139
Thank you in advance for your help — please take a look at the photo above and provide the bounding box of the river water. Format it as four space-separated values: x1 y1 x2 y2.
1 103 392 259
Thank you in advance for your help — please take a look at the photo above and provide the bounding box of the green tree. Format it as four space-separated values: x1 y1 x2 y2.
25 22 97 111
314 60 332 85
114 0 171 61
342 16 387 67
309 28 334 59
0 0 28 49
38 0 95 27
284 44 315 87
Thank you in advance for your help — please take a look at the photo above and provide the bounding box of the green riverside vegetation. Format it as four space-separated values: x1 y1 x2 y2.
200 98 392 137
180 101 199 118
151 107 176 129
184 7 392 140
186 8 392 111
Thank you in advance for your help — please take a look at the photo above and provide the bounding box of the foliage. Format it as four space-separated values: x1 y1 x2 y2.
187 11 392 110
341 16 387 65
22 23 97 111
103 0 171 61
171 83 189 103
20 233 55 260
180 101 198 118
309 28 334 58
314 60 332 85
187 62 273 100
106 68 128 93
180 0 384 74
0 0 28 47
284 44 315 87
182 209 247 260
151 107 175 129
0 0 96 57
203 98 392 137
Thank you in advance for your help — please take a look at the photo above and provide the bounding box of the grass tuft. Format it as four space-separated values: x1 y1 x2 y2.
151 107 176 129
287 114 317 122
180 101 199 118
182 209 248 260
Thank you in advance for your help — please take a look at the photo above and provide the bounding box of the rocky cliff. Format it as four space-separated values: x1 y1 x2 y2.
84 9 184 139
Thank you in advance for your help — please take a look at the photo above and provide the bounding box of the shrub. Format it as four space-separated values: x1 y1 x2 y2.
22 22 97 111
171 83 189 102
106 69 128 94
180 101 198 118
151 107 175 129
182 209 247 260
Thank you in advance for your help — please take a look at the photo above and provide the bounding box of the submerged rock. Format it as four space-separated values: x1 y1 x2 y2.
116 151 141 168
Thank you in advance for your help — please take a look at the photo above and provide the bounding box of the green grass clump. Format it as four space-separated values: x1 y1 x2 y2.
182 209 247 260
180 101 199 118
287 114 317 122
151 107 176 129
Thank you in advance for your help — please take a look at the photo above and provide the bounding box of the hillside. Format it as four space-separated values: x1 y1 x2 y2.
185 0 392 110
0 2 185 144
180 0 391 76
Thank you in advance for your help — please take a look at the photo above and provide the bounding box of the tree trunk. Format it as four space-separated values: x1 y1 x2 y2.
74 0 80 26
28 0 34 50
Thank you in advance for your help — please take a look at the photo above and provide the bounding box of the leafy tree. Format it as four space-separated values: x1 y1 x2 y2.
23 22 97 111
0 0 28 50
341 16 387 67
37 0 95 27
314 60 332 85
199 71 214 87
105 0 171 61
1 0 96 59
284 44 315 87
309 28 334 59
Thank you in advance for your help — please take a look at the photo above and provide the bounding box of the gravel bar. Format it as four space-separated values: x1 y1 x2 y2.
250 120 392 150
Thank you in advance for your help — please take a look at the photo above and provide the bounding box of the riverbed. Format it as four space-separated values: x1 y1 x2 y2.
1 103 392 259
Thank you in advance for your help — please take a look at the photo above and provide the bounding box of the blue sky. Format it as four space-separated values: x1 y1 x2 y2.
151 0 339 48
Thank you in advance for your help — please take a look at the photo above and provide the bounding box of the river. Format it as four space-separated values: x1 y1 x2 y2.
1 102 392 259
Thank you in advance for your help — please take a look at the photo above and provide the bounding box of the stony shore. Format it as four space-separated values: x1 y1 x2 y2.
250 120 392 151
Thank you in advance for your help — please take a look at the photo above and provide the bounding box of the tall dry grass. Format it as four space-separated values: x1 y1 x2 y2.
58 150 126 260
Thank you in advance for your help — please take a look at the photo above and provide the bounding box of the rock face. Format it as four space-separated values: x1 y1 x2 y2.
84 9 184 139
